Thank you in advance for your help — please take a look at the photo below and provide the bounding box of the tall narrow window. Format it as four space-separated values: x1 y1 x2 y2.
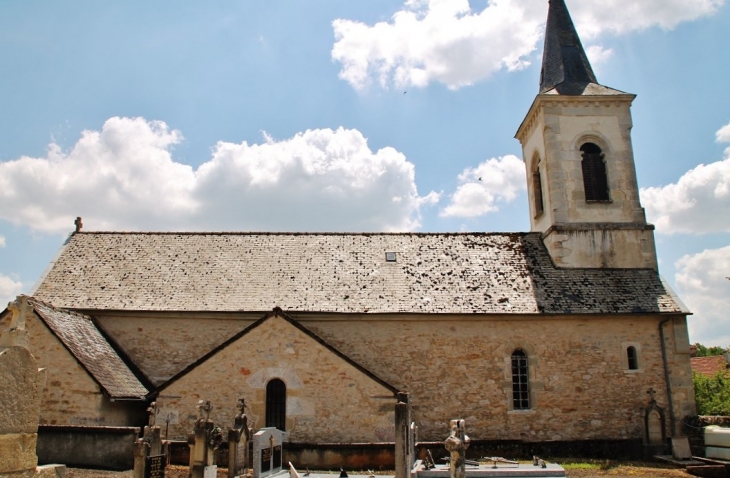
511 349 530 410
580 143 609 201
627 346 639 370
533 167 544 216
266 379 286 430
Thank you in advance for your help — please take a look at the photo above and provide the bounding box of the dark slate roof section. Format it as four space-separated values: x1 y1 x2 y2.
154 308 399 396
30 298 148 399
539 0 598 95
32 232 682 315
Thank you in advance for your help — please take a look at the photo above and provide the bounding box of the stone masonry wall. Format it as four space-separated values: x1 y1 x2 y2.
86 311 694 444
156 314 395 443
96 315 254 386
25 311 135 426
305 313 694 442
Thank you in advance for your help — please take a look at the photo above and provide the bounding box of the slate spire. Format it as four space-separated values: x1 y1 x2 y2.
539 0 597 94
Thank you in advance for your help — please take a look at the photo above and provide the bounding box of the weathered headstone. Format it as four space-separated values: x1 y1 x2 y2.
229 398 253 478
189 400 221 478
443 420 470 478
252 428 284 478
134 402 166 478
0 296 64 477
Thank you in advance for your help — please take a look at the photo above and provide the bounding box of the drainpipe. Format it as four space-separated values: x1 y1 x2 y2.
659 317 676 436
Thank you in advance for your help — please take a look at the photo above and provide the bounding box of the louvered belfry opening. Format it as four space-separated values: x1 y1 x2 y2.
266 379 286 431
580 143 609 201
533 167 544 215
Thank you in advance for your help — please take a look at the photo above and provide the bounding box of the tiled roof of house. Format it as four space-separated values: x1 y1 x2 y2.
691 355 729 377
30 299 148 399
32 232 683 315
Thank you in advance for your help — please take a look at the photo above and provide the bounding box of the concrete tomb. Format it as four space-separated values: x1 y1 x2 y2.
252 427 284 478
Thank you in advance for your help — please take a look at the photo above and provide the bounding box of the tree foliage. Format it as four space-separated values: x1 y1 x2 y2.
693 371 730 416
693 343 727 357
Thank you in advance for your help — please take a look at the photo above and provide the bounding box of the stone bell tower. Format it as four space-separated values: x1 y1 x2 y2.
515 0 657 270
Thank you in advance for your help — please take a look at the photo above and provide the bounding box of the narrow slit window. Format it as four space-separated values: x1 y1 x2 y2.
266 379 286 430
511 349 530 410
533 167 544 216
580 143 609 201
627 346 639 370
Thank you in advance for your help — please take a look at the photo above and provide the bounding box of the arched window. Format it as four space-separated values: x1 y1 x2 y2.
511 349 530 410
627 346 639 370
533 164 544 216
580 143 609 201
266 379 286 431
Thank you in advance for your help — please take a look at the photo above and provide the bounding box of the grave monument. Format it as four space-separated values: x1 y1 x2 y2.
252 428 284 478
228 398 253 478
133 402 166 478
0 296 65 477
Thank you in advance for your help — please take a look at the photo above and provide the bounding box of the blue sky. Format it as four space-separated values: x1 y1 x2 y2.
1 0 729 346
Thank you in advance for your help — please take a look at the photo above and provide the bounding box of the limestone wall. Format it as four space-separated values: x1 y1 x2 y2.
155 314 395 442
113 311 697 444
25 310 137 426
96 314 255 385
303 313 694 442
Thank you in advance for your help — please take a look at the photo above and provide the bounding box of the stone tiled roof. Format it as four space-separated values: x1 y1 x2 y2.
30 299 148 399
32 232 682 315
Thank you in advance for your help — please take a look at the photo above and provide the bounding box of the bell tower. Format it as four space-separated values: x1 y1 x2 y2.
515 0 657 270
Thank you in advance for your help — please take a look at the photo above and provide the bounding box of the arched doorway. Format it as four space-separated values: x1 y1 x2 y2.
266 379 286 431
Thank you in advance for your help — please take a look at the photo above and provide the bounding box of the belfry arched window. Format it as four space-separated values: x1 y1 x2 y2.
266 379 286 431
511 349 530 410
580 143 609 201
533 163 544 216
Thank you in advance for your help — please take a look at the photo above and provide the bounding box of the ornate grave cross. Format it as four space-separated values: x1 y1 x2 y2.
196 400 212 423
444 420 470 478
147 401 159 427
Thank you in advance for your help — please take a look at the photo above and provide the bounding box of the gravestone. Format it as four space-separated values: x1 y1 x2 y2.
443 420 470 478
252 428 284 478
134 402 166 478
189 400 221 478
0 296 64 477
228 398 253 478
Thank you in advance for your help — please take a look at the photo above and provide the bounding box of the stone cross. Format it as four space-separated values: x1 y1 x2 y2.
647 388 656 403
147 401 158 427
197 399 212 423
444 419 470 478
74 217 83 233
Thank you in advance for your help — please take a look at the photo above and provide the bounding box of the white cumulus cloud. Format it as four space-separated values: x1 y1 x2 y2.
332 0 724 91
641 122 730 234
675 246 730 347
0 117 437 234
440 155 525 217
0 274 22 309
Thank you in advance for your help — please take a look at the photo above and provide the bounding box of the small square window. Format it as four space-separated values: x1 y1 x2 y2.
385 252 396 262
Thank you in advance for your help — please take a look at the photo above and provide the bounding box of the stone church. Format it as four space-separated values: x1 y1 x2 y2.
1 0 695 449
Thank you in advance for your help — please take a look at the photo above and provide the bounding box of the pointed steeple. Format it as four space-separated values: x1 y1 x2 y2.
539 0 598 95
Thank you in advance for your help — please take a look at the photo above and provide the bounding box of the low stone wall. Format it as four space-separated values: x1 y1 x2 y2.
683 415 730 457
37 425 140 470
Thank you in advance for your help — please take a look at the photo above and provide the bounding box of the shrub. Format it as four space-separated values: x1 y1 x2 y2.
693 370 730 416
